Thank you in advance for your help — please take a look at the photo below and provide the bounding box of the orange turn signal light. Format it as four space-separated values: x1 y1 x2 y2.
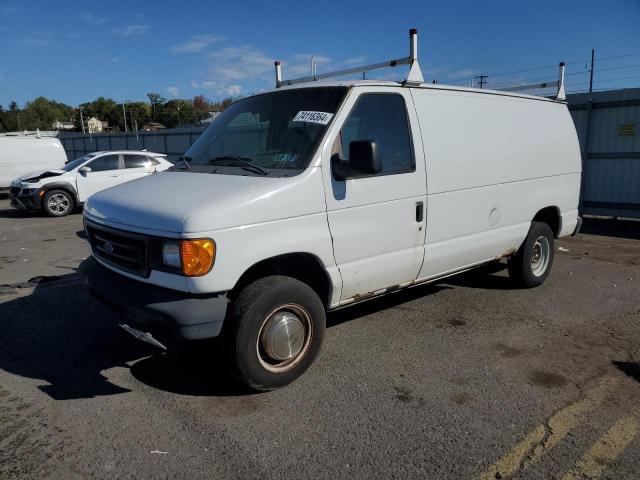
180 239 216 277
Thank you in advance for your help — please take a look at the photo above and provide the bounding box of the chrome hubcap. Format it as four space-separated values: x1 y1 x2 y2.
257 304 312 373
530 236 550 277
48 193 70 214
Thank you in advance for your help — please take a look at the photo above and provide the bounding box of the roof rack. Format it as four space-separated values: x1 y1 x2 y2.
274 28 424 88
498 62 566 101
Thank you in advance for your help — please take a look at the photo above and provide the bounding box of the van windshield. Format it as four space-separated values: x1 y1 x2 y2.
182 87 348 177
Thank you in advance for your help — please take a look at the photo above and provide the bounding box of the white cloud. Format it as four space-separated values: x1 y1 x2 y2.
78 13 107 25
203 46 275 86
166 85 180 97
341 55 367 66
16 31 52 47
20 37 49 47
191 80 217 89
291 53 331 64
445 68 481 79
225 85 242 96
283 53 332 76
112 24 150 36
170 34 222 53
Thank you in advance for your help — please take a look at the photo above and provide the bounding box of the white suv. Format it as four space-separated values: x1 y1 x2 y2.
10 150 172 216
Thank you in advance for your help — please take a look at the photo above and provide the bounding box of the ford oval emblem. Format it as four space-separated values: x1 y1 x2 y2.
104 241 114 254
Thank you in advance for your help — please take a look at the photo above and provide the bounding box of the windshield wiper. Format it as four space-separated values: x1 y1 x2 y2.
208 155 270 175
173 155 192 171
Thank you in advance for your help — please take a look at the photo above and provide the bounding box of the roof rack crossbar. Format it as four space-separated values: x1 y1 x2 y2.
275 29 424 88
498 62 566 101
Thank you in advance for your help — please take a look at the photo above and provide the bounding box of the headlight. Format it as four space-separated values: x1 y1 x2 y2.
162 239 215 277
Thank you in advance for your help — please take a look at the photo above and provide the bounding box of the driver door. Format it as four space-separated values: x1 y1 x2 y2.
322 88 427 301
76 154 122 201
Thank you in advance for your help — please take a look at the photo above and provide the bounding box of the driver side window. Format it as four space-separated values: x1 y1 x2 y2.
88 154 120 172
334 94 414 175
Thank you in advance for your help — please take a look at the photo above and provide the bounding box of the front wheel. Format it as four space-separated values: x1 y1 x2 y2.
43 189 74 217
225 275 326 391
507 221 555 288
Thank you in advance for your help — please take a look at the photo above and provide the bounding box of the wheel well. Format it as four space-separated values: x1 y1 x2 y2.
533 206 561 238
42 185 77 207
230 253 333 307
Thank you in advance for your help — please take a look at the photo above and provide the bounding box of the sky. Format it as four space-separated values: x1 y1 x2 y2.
1 0 640 107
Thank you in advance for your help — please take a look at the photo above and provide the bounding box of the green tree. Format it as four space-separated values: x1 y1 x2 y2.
146 93 166 122
0 101 21 131
125 101 151 130
78 97 122 131
20 97 74 130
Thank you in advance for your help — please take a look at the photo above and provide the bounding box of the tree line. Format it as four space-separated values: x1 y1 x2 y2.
0 94 236 133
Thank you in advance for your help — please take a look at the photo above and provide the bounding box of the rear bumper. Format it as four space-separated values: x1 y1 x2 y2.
572 216 583 236
79 257 228 342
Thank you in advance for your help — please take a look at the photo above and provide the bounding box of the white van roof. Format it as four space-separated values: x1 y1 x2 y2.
275 79 560 103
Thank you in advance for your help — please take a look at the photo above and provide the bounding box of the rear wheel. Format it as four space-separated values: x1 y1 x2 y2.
225 275 326 391
43 189 74 217
508 221 555 288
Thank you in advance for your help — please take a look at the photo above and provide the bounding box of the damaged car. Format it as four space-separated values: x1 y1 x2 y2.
9 150 172 216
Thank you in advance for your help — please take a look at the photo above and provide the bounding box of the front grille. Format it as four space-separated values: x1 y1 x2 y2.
10 187 20 196
85 221 149 277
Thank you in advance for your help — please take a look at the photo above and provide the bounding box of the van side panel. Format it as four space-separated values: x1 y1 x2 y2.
0 137 67 187
411 89 581 279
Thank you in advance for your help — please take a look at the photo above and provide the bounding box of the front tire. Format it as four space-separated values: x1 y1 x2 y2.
43 189 74 217
226 275 326 391
508 221 555 288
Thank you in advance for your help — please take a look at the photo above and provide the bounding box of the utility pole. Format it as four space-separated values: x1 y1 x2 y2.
475 75 488 88
310 56 317 76
122 101 128 133
79 109 85 134
588 48 595 93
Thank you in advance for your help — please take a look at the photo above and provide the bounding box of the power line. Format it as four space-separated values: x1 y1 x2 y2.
596 51 640 62
594 74 640 83
590 63 640 73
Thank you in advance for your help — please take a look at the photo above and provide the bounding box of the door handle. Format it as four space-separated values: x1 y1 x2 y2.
415 201 424 223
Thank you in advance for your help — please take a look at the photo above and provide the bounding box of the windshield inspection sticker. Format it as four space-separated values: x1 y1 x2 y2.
292 111 334 125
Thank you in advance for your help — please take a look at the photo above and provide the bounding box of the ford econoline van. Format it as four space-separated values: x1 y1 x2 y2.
80 32 581 391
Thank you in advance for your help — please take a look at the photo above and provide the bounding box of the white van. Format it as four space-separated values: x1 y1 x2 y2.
80 31 582 391
0 136 67 188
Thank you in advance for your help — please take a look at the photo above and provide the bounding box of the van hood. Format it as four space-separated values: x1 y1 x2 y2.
16 169 65 183
84 171 282 235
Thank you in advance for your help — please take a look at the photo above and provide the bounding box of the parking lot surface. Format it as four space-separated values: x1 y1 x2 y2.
1 197 639 479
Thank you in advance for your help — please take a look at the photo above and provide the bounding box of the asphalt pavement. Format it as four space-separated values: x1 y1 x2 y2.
1 197 639 479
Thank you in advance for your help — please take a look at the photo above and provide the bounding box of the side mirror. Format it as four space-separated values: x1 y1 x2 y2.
331 140 381 181
78 166 92 174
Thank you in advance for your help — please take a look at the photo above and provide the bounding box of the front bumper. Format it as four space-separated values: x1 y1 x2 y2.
79 257 228 342
9 188 42 210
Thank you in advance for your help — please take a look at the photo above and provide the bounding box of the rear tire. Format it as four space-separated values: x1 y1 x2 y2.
508 221 555 288
225 275 326 391
43 189 74 217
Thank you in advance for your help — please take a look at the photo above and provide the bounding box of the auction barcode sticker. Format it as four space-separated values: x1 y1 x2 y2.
292 111 334 125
